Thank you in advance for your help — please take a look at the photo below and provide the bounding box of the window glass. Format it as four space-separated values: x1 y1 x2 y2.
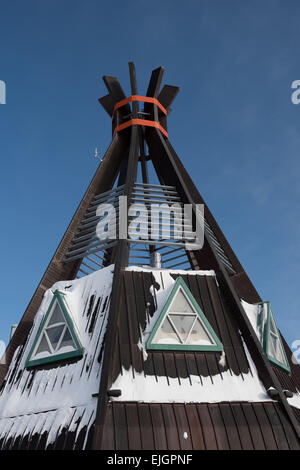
27 292 82 367
260 303 291 372
153 317 181 344
268 315 286 365
186 318 213 345
169 314 196 342
36 334 51 355
60 329 75 350
170 289 193 313
48 304 65 326
46 325 65 350
147 277 223 352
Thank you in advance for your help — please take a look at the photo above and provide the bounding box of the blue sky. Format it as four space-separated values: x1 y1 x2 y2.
0 0 299 350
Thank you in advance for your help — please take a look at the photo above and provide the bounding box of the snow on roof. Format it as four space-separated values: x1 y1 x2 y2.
241 299 269 342
110 268 271 404
288 391 300 409
0 265 114 448
241 300 300 410
126 266 216 276
1 264 297 448
110 360 270 403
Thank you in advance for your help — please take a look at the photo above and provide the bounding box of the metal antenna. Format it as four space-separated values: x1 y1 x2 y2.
94 147 102 163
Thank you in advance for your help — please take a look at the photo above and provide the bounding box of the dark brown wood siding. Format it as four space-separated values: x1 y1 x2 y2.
100 402 300 450
110 270 251 387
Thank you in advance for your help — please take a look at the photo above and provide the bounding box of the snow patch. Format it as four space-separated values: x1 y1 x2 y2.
111 305 270 404
110 363 270 403
114 269 270 404
219 350 226 368
126 266 216 277
0 341 6 364
241 299 260 339
241 299 269 344
0 265 114 444
288 390 300 410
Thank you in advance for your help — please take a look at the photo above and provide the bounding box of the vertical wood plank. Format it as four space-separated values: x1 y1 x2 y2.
241 403 266 450
137 404 155 450
196 404 218 450
125 404 142 450
207 404 229 450
101 404 115 450
184 404 205 450
219 404 242 450
112 403 129 450
161 404 180 450
173 404 193 450
150 404 168 450
230 403 254 450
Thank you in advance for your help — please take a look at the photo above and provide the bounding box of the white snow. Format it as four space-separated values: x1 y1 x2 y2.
219 350 226 368
1 264 292 447
241 299 268 343
110 270 271 404
114 320 269 407
126 266 216 277
288 390 300 410
0 341 6 364
110 363 270 403
0 265 114 446
241 299 261 339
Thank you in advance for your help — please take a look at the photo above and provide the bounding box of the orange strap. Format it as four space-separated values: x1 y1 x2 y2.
114 119 168 138
113 95 167 116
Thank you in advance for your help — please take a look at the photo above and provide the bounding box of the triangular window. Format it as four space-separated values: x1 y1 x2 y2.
147 277 223 352
26 291 83 368
261 302 290 372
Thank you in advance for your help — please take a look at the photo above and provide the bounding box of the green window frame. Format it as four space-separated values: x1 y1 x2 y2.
146 277 223 352
257 301 290 373
26 290 84 368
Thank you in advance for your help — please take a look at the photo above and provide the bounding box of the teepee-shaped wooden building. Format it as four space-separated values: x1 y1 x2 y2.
0 63 300 450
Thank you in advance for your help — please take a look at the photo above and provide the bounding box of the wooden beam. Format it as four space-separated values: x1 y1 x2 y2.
145 126 300 443
93 123 140 449
146 66 165 98
147 129 249 281
158 84 179 110
145 66 165 124
217 269 300 442
129 62 139 117
0 134 128 385
98 94 115 116
103 75 131 114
